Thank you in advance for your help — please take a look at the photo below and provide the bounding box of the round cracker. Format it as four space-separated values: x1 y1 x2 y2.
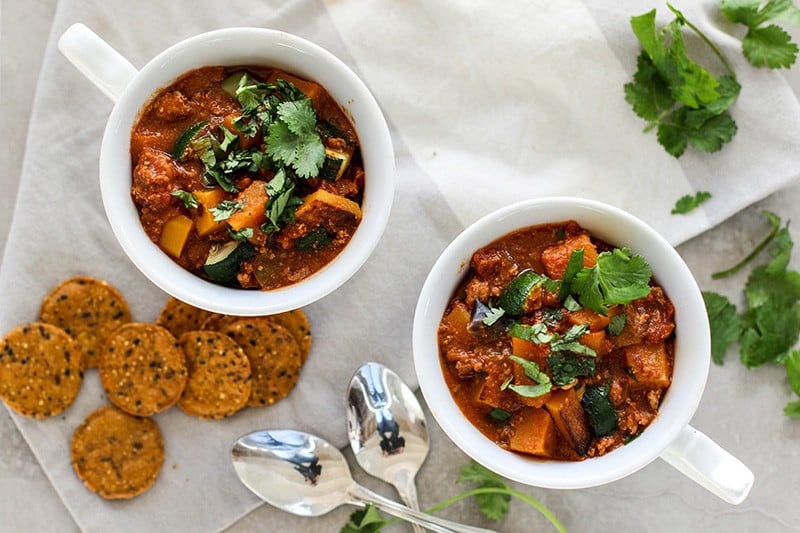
71 405 164 499
99 323 187 416
200 313 238 332
156 298 214 338
0 323 84 418
177 331 251 419
222 318 302 406
39 277 131 368
266 310 312 362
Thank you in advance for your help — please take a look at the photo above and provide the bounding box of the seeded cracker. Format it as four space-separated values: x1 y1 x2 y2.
222 318 303 406
267 310 312 362
156 297 214 338
39 277 131 368
0 323 84 418
71 405 164 499
200 313 238 332
178 331 251 419
100 323 187 416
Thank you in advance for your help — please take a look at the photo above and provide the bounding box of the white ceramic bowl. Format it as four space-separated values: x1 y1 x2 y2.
59 25 394 315
413 197 751 499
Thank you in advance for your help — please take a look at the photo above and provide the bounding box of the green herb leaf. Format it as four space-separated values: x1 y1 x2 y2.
171 120 208 160
547 353 597 386
295 227 332 252
570 248 652 314
266 99 326 178
558 249 584 301
488 408 513 423
458 461 511 521
702 291 743 365
607 313 627 336
784 350 800 396
508 322 556 344
210 200 243 222
228 227 254 241
672 191 712 214
784 399 800 417
341 504 388 533
171 189 198 209
563 294 582 312
219 124 239 151
582 384 618 437
508 355 552 398
722 0 800 68
482 305 506 326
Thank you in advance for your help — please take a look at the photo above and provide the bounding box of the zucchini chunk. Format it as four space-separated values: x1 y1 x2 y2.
203 241 254 286
581 385 618 437
319 145 354 181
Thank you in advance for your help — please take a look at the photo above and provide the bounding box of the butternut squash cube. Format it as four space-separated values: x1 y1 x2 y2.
193 188 226 237
567 308 611 332
580 330 610 356
544 388 592 456
228 180 269 231
295 188 362 221
508 408 557 458
541 234 598 280
624 342 671 388
159 215 193 258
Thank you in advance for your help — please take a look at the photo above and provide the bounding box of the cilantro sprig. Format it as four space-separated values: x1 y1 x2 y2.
672 191 712 214
341 461 566 533
625 5 740 158
721 0 800 68
704 211 800 415
569 248 652 315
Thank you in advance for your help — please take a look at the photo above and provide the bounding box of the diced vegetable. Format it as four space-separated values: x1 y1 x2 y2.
567 308 611 332
159 215 193 258
581 385 618 437
171 121 208 160
547 353 596 386
193 188 227 237
294 188 362 221
488 408 512 423
511 336 548 365
228 180 269 231
319 145 354 181
579 330 609 355
499 270 548 315
544 388 592 456
508 408 557 458
223 113 259 150
442 301 472 333
473 376 505 409
541 234 598 279
624 342 671 388
220 71 247 97
203 241 255 286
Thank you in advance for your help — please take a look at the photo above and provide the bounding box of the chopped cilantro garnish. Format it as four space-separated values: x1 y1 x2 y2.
171 189 198 209
558 249 584 301
267 99 326 178
547 352 597 387
550 324 596 356
672 191 712 214
261 170 303 233
570 248 652 315
703 291 743 364
721 0 800 68
481 304 506 326
508 322 555 344
607 313 627 336
210 200 243 222
487 408 513 423
228 227 254 241
563 294 581 312
507 355 552 398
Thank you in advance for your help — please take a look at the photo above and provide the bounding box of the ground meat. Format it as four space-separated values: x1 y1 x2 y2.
132 148 178 213
464 249 519 306
152 90 191 122
446 347 508 377
625 287 675 344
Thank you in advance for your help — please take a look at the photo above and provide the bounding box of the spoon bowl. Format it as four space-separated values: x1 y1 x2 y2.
347 362 429 518
231 429 495 533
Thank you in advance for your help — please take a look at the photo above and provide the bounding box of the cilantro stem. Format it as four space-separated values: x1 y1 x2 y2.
643 109 671 133
667 3 736 78
382 487 566 533
711 213 781 279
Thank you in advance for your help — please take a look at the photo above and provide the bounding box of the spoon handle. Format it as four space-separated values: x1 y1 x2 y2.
393 471 425 533
348 483 497 533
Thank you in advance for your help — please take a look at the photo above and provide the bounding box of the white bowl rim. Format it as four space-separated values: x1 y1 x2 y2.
412 196 710 489
99 27 395 315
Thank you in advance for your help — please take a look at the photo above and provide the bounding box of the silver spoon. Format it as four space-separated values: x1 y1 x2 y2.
347 362 429 533
231 429 495 533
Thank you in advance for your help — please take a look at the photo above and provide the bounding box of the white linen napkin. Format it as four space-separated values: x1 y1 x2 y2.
1 0 798 531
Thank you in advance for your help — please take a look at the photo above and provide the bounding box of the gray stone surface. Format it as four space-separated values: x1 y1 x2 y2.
2 2 800 532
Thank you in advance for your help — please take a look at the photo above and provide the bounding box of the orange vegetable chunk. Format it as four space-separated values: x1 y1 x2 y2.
159 215 193 258
541 234 598 279
567 308 611 331
228 180 269 231
508 407 557 458
624 342 671 388
544 388 592 456
193 188 226 237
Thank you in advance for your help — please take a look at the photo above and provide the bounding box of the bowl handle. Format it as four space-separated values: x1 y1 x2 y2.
659 424 753 504
57 23 138 102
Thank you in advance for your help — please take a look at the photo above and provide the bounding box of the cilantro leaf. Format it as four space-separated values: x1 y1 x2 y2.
458 461 511 521
295 227 332 252
488 408 513 423
784 350 800 396
624 52 675 122
703 291 743 365
607 313 627 336
267 99 326 178
171 189 198 209
228 227 253 241
740 300 800 367
210 200 243 222
482 305 506 326
558 249 585 301
570 248 652 314
508 322 555 344
686 113 738 152
722 0 800 68
550 324 596 356
785 399 800 417
547 353 597 386
672 191 711 214
341 505 388 533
